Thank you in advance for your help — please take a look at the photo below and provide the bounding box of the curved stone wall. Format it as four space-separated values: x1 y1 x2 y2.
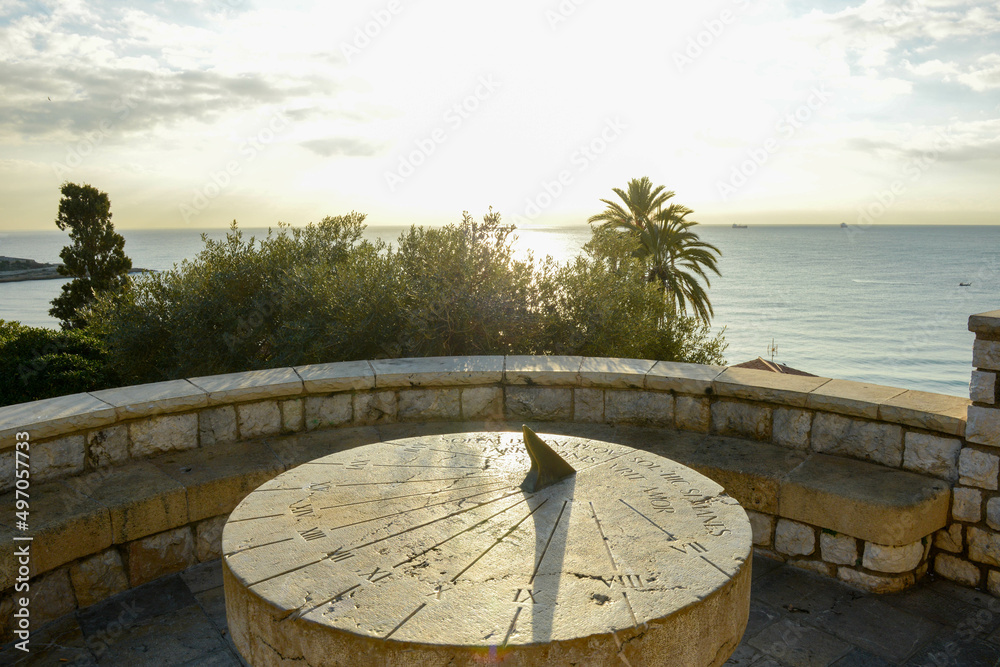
0 352 990 639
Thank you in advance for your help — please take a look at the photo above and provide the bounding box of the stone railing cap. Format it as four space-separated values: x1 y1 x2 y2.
188 368 303 404
293 361 375 393
806 378 907 419
878 390 969 437
504 355 584 385
371 356 503 388
0 393 116 446
969 310 1000 334
89 379 209 420
579 357 658 388
645 361 725 394
713 367 831 407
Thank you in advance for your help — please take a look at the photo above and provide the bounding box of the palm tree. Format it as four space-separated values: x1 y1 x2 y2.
588 178 721 323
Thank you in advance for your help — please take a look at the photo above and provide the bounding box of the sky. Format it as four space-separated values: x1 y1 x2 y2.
1 0 999 231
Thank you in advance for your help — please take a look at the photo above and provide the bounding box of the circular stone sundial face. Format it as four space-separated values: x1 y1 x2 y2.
223 430 752 666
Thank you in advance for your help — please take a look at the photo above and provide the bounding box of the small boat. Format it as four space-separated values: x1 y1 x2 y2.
960 282 972 287
840 222 848 228
732 223 747 229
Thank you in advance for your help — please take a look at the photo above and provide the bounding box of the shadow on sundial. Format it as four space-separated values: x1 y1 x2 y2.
525 475 574 645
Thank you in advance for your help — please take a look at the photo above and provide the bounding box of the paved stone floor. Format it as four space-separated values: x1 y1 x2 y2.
4 553 1000 666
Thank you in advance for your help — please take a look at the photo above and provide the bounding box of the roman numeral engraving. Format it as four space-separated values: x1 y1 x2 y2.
298 527 326 541
359 566 391 583
425 584 453 599
513 588 537 604
309 482 331 492
290 501 314 517
669 541 708 554
327 547 355 563
347 459 369 470
616 574 643 589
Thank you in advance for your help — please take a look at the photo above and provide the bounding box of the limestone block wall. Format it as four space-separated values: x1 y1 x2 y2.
0 346 986 638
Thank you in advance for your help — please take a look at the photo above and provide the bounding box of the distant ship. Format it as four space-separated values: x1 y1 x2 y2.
840 222 848 228
960 282 972 287
732 223 747 229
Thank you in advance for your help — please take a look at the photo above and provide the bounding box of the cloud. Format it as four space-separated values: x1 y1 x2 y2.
300 137 383 157
958 54 1000 91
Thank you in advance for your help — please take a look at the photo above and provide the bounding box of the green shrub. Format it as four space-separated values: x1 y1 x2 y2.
87 211 725 387
0 320 116 406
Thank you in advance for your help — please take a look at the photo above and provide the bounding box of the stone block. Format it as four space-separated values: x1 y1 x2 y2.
0 392 116 443
820 532 858 566
805 379 906 419
31 435 85 481
675 396 710 433
237 400 282 439
3 480 112 581
573 388 604 422
959 448 999 490
968 527 1000 567
989 498 1000 531
280 399 304 433
504 386 572 421
305 394 352 430
745 510 773 547
779 454 950 546
605 390 673 426
130 413 198 458
504 355 583 385
151 439 284 522
967 406 1000 447
775 519 815 556
772 407 811 450
196 515 228 562
353 391 398 425
902 432 961 481
989 570 1000 598
294 360 375 393
32 567 77 626
188 367 303 404
397 388 461 421
86 425 129 468
90 379 208 420
935 524 963 553
974 339 1000 371
64 461 188 543
935 553 981 587
710 400 771 441
126 526 196 586
578 357 656 388
811 412 902 467
198 406 237 446
713 367 829 407
70 548 129 608
878 390 969 437
371 356 503 388
952 487 982 523
862 540 924 574
460 387 503 421
971 370 996 404
645 361 724 394
969 310 1000 335
837 567 913 594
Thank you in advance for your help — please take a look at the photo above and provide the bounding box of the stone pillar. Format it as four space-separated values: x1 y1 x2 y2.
955 311 1000 591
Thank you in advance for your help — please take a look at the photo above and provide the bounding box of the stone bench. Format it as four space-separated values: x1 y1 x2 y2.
0 355 976 640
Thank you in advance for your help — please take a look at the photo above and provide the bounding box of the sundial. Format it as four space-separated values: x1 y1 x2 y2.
223 427 752 666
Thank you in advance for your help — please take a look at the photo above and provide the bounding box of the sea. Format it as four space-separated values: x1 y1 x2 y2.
2 224 997 398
